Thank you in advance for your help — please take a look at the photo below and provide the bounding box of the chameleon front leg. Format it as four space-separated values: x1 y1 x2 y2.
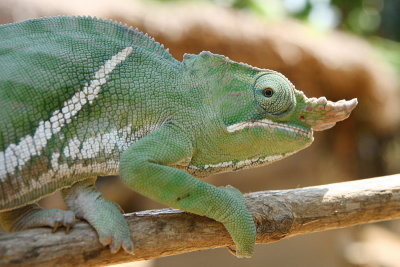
62 179 134 254
120 125 256 258
0 204 75 232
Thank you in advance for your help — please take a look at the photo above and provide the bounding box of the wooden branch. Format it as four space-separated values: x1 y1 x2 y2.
1 174 400 266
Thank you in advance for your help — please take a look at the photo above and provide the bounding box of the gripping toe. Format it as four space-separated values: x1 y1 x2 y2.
0 204 76 232
63 182 134 254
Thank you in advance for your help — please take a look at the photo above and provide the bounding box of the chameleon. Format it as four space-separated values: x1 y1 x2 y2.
0 16 357 257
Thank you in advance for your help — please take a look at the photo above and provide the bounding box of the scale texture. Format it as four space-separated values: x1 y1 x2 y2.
0 16 357 257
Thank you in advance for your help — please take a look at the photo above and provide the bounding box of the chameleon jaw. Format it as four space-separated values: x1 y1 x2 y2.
226 119 313 139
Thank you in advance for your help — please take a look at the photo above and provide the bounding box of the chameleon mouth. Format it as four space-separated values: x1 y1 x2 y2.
226 119 313 139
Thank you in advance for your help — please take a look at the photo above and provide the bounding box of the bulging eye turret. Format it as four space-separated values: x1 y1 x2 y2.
254 73 296 116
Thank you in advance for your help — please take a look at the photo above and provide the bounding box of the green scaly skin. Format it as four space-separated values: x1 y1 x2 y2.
0 16 357 257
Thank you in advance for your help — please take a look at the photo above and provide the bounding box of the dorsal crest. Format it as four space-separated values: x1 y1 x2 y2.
1 16 178 65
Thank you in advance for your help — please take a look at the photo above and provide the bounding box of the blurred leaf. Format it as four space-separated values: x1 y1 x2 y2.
372 37 400 75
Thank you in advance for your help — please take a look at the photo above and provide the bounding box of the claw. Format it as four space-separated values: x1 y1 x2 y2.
65 224 72 234
226 246 252 258
52 222 61 233
122 240 135 255
226 246 238 256
110 240 122 254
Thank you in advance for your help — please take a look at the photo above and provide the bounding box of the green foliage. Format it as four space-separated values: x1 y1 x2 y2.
154 0 399 41
372 37 400 75
333 0 382 36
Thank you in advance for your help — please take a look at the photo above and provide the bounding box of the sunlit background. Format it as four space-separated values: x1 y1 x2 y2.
1 0 400 266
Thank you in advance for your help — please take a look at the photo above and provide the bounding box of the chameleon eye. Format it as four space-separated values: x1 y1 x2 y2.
262 87 274 98
253 73 296 116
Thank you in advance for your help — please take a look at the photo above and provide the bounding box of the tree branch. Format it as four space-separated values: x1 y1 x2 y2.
1 174 400 266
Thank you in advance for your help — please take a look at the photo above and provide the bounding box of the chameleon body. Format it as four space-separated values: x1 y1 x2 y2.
0 16 357 257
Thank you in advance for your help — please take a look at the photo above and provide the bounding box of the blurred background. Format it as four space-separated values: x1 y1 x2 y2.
1 0 400 266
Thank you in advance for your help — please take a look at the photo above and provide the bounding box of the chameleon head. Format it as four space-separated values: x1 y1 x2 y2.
185 52 357 175
224 71 358 165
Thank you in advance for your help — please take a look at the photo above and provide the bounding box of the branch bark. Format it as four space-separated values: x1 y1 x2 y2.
1 174 400 266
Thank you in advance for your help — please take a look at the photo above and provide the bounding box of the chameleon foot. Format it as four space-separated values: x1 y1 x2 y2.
218 185 256 258
63 182 134 254
0 204 75 232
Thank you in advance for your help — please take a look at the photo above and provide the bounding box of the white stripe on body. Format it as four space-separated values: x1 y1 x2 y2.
0 47 133 181
62 124 159 161
2 123 163 207
0 159 121 209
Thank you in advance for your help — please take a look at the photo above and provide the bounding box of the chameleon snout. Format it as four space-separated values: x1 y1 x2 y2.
301 97 358 131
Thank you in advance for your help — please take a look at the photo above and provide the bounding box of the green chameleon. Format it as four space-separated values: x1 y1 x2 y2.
0 16 357 257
